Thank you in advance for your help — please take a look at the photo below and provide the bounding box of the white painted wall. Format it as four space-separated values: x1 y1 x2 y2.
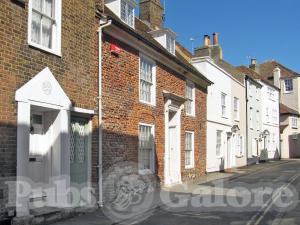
231 78 247 168
260 82 280 160
246 79 262 164
192 58 233 172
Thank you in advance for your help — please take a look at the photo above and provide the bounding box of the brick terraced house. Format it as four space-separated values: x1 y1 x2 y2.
99 0 211 187
0 0 104 223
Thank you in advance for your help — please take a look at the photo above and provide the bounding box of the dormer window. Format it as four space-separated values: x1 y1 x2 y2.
121 0 134 27
166 34 175 55
149 28 176 55
105 0 136 28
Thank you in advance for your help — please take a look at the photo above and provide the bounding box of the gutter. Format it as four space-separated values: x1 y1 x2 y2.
97 18 112 207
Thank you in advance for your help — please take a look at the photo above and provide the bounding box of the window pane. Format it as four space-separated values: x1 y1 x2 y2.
42 17 52 48
32 0 42 12
31 11 42 44
44 0 53 17
121 0 126 21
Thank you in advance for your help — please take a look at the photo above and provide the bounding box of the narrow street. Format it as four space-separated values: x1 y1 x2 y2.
52 160 300 225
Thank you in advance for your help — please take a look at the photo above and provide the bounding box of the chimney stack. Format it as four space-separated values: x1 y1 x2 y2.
249 58 260 73
273 67 281 89
213 32 219 46
139 0 164 30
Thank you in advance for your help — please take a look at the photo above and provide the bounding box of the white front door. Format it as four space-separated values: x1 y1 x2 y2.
168 126 180 184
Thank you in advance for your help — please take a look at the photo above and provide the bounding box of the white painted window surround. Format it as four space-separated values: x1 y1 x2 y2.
139 54 156 106
284 79 293 93
28 0 62 56
120 0 135 28
185 80 195 116
185 131 194 169
221 93 227 118
138 123 155 174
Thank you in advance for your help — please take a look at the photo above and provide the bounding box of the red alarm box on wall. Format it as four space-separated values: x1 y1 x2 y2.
110 44 122 55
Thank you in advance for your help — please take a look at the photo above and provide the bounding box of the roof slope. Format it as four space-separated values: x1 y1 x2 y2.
260 60 300 79
98 7 212 86
237 66 279 90
215 59 245 84
280 103 300 116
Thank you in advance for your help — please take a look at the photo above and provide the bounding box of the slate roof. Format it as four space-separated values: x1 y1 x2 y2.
97 7 212 87
214 59 245 84
259 60 300 80
280 103 300 116
237 66 279 90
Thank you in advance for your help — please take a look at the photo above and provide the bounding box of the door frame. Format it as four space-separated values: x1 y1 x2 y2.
164 95 185 186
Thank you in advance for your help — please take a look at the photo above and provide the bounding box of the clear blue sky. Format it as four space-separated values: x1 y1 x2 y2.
162 0 300 72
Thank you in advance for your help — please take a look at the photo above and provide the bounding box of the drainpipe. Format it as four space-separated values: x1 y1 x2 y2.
97 18 112 207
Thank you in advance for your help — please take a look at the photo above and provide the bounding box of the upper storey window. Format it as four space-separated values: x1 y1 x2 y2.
284 79 293 93
28 0 62 56
166 34 175 55
149 29 176 56
121 0 135 27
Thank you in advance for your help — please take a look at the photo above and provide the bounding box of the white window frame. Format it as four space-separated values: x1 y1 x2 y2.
185 131 195 169
139 54 156 106
221 93 227 118
233 97 239 121
138 123 155 174
28 0 62 56
216 130 222 158
185 80 195 116
166 34 175 55
120 0 135 28
292 116 298 129
284 79 293 93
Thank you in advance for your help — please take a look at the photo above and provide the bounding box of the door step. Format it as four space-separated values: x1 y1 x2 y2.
12 206 98 225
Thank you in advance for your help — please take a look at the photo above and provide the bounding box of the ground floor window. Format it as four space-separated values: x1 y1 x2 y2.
185 131 194 168
139 123 154 173
216 130 222 157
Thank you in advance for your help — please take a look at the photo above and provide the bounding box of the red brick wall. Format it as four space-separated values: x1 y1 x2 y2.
0 0 99 219
101 34 207 184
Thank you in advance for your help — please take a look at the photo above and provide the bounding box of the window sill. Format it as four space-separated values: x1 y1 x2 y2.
284 91 293 94
185 166 195 170
139 100 156 107
236 155 244 158
216 155 223 159
29 41 61 57
234 119 240 122
139 169 154 175
186 113 196 118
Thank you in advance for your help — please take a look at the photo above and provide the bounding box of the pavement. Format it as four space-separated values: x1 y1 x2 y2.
51 159 300 225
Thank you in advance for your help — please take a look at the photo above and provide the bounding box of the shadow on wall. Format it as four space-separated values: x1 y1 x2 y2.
289 133 300 158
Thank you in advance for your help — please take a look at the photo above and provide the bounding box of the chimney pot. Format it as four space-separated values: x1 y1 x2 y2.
204 35 210 47
213 32 219 46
